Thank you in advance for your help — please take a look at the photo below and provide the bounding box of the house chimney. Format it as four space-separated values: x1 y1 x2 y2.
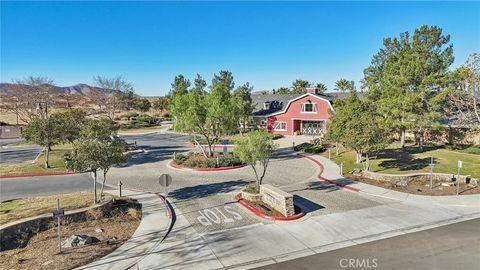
306 87 317 94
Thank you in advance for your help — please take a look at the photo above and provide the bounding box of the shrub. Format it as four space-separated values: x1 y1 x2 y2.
294 142 326 153
174 153 188 164
243 183 259 194
271 134 284 140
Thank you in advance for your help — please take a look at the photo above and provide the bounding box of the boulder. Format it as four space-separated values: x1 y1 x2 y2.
61 234 99 248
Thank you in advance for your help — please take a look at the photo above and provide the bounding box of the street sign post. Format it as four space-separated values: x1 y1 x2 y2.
429 157 435 189
222 139 229 155
159 174 173 209
53 199 64 253
457 160 462 195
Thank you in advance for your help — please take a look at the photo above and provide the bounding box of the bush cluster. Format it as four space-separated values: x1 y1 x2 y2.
120 114 160 129
294 142 326 153
173 152 244 168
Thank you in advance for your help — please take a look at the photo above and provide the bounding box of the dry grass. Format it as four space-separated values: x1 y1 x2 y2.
0 192 94 225
0 208 141 270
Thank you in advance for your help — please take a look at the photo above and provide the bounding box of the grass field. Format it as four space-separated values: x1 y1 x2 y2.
0 144 71 177
0 192 93 225
321 143 480 178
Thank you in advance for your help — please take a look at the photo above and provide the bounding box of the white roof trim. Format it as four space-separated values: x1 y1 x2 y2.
267 93 334 117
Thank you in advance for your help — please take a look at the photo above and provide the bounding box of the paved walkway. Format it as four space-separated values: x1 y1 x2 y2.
77 136 480 269
77 188 173 270
121 153 480 270
306 154 480 207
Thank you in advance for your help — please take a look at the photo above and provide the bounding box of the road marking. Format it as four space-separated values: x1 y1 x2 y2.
197 206 243 226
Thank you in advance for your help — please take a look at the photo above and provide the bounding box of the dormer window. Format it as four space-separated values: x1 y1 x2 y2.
263 102 270 110
301 103 317 113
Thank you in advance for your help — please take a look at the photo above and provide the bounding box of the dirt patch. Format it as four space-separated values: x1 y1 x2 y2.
0 199 141 270
347 174 480 195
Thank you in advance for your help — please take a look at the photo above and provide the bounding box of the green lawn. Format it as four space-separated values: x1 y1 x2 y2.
321 144 480 178
0 145 71 176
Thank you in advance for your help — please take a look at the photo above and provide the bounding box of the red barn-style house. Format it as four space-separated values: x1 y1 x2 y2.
250 87 339 136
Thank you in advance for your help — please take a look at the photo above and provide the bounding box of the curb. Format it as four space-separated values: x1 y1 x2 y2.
76 184 176 270
297 153 360 192
168 161 247 172
235 195 306 221
0 171 79 179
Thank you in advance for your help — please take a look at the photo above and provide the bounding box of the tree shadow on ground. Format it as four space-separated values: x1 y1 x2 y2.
293 195 324 213
169 179 249 201
371 146 438 172
287 181 340 193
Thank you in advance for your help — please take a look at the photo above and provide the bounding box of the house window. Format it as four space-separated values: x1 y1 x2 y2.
301 103 317 113
260 119 266 126
274 121 287 131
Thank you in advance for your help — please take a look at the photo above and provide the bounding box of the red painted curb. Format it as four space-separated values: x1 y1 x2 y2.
120 186 174 221
235 194 306 221
169 161 246 172
0 171 79 179
298 153 360 192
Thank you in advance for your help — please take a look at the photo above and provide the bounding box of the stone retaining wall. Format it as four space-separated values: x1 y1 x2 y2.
361 171 474 187
260 184 294 217
0 199 113 251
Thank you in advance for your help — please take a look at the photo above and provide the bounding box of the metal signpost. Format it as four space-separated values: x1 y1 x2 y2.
223 139 229 155
159 174 173 204
457 160 462 195
429 157 435 189
52 199 65 253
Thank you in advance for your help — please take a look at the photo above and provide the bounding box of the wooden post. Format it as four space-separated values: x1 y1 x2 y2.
118 181 123 197
340 163 343 176
57 199 62 254
328 149 331 160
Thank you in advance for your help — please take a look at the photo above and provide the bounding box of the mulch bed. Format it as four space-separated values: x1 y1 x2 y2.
240 198 303 218
0 205 141 269
347 174 480 196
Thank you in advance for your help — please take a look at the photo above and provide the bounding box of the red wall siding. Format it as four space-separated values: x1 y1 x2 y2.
267 95 332 135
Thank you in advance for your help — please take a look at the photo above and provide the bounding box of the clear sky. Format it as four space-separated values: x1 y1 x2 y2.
1 1 479 96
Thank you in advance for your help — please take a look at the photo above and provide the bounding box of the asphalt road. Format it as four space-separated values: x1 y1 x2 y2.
0 145 43 165
257 218 480 270
0 173 94 202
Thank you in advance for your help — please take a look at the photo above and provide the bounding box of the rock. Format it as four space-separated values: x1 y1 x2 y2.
41 260 53 266
61 235 99 248
106 237 118 245
94 228 104 233
441 182 454 187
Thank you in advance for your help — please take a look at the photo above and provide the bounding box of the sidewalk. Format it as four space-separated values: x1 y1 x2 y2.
127 153 480 270
304 154 480 207
76 188 173 270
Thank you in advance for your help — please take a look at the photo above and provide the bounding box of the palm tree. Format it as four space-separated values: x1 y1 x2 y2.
334 79 355 92
315 83 328 94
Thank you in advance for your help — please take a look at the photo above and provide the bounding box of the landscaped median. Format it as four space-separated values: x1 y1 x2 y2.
235 184 305 221
169 151 247 171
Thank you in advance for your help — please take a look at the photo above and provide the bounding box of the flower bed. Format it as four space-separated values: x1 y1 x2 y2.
173 152 245 169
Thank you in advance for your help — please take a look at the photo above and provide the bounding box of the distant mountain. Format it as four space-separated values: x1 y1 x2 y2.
0 83 117 96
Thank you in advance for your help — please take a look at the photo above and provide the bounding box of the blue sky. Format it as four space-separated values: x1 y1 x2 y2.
1 1 479 96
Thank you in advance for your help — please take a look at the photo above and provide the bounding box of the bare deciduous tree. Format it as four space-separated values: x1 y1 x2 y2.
447 53 480 127
1 76 55 124
93 75 133 119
